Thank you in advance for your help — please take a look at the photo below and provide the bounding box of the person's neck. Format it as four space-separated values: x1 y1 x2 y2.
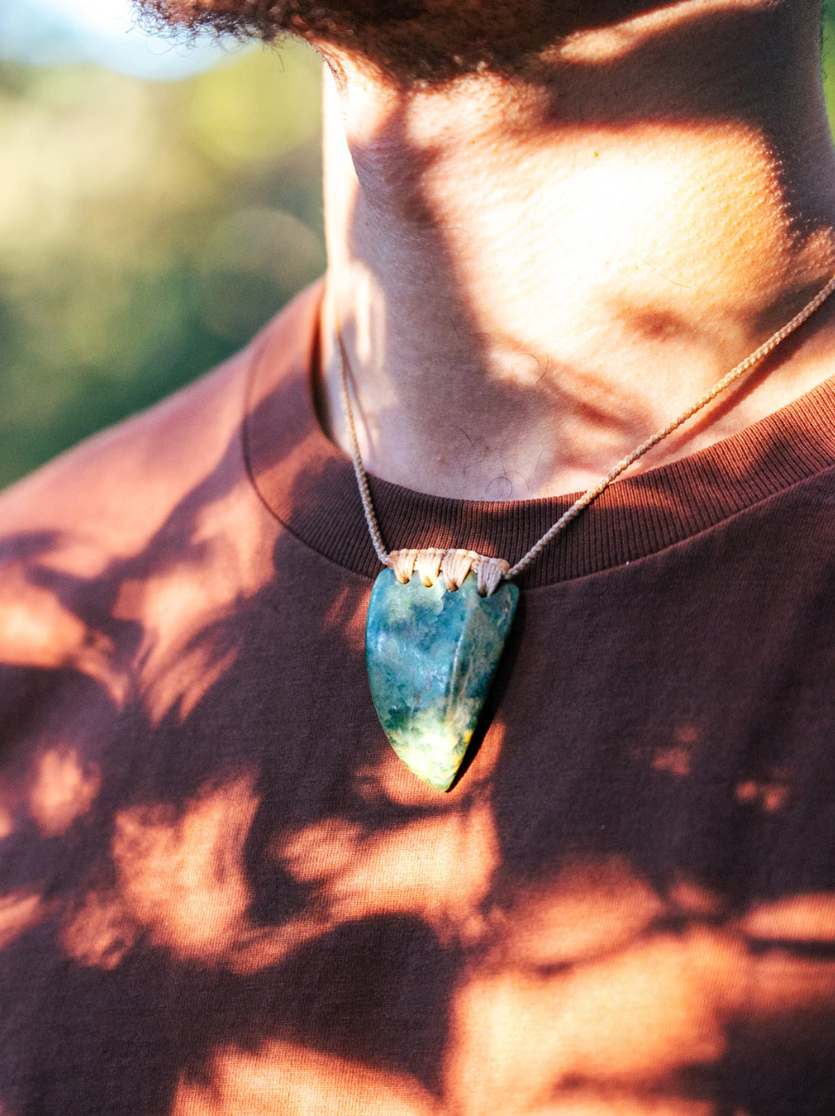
317 0 835 501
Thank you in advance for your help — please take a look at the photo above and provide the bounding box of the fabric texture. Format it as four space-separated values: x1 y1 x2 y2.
2 282 835 1114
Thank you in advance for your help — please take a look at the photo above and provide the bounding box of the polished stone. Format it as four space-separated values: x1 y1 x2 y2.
366 568 519 791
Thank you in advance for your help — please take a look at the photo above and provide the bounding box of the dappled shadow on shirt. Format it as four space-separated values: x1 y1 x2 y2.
7 7 835 1089
2 318 835 1116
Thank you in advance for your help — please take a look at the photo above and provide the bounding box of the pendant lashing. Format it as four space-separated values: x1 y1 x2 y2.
337 272 835 791
390 547 509 597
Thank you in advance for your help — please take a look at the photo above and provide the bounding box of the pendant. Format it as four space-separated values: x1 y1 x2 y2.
365 548 519 791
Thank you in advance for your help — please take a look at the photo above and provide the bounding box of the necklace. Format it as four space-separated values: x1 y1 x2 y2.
337 275 835 791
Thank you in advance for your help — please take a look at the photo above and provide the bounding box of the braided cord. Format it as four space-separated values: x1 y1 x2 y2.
336 324 392 567
337 272 835 582
508 273 835 577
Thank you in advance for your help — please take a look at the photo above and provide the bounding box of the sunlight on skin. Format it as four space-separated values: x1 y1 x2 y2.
29 746 101 837
1 10 833 1115
411 125 807 345
321 0 835 501
466 1096 719 1115
172 1040 441 1116
557 0 778 64
333 113 835 493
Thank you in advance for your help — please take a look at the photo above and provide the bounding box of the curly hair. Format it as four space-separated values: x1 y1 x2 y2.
134 0 658 86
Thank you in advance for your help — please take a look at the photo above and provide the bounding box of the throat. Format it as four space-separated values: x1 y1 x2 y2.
319 7 835 501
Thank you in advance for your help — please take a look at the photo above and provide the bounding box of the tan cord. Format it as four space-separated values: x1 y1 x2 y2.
336 325 391 568
337 272 835 587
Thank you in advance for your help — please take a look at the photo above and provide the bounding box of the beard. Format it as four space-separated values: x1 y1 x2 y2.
134 0 661 85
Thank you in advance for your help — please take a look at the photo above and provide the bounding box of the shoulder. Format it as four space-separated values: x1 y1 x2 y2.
0 345 251 558
0 283 321 692
0 278 322 563
0 347 247 689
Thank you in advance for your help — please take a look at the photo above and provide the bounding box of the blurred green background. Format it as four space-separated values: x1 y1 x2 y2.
2 5 835 489
0 1 324 488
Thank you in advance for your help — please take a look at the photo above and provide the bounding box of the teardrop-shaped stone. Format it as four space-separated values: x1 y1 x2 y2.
365 568 519 791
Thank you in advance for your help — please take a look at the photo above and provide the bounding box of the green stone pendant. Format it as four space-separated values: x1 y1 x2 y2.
365 561 519 791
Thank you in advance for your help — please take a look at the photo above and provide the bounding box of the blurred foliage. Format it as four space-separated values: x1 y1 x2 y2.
0 39 324 488
5 16 835 488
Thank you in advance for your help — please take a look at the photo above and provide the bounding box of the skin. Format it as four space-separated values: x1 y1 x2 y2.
4 9 834 1113
145 0 835 499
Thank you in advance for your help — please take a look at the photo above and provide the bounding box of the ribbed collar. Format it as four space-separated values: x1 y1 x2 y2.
244 283 835 589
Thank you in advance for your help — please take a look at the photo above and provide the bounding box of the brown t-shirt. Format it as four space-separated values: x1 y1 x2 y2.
3 283 835 1115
